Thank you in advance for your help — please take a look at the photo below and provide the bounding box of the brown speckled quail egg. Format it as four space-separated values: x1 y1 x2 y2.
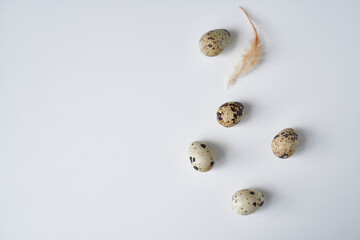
231 189 265 216
199 29 231 57
216 101 245 127
188 141 216 172
272 128 299 159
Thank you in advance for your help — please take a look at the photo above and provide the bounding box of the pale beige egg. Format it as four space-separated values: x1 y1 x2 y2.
199 29 231 57
188 141 216 172
271 128 299 159
231 189 265 216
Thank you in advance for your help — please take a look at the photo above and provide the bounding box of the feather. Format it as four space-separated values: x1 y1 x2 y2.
227 7 263 88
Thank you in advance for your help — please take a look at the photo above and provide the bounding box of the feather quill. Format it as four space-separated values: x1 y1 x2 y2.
227 7 263 88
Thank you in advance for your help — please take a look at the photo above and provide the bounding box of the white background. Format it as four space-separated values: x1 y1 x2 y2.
1 0 360 239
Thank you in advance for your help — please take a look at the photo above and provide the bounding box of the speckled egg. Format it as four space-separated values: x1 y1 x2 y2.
199 29 231 57
271 128 299 159
231 189 265 216
216 101 245 127
189 141 216 172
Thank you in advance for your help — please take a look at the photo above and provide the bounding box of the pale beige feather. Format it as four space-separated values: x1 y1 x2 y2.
227 7 263 88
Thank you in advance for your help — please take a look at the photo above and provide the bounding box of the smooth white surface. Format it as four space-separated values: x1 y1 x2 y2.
1 0 360 239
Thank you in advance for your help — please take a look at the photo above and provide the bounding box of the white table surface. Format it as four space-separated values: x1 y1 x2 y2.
1 0 360 239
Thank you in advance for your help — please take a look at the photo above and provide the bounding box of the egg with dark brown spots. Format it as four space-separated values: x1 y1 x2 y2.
231 189 265 215
199 29 231 57
216 101 245 127
188 141 216 172
272 128 299 159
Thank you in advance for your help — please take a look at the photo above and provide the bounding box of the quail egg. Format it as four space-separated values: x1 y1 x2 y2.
272 128 299 159
188 141 216 172
216 101 245 127
231 189 265 215
199 29 231 57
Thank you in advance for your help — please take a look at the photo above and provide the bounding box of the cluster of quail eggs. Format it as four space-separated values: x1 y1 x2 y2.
188 28 300 216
